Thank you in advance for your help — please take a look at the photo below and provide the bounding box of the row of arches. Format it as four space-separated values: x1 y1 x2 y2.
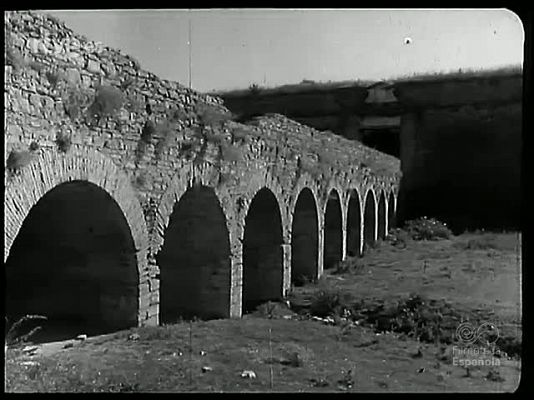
5 162 396 340
294 187 396 285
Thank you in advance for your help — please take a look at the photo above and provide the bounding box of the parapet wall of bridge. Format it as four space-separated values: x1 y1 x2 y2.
4 11 400 328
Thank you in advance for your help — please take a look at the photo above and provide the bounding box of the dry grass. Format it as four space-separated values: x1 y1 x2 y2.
5 232 521 392
213 79 374 97
391 64 522 84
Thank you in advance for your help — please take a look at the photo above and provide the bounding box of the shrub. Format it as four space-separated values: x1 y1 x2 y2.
6 150 34 172
292 274 314 287
485 369 505 382
5 43 26 71
169 107 190 122
55 132 72 153
120 75 134 90
403 217 452 240
5 315 47 346
28 141 40 152
88 85 124 118
317 150 337 166
153 120 176 160
220 143 243 163
249 83 261 95
27 60 46 73
180 140 194 154
140 120 156 144
386 228 410 248
454 234 499 250
196 103 233 128
254 301 277 319
204 130 225 145
310 289 353 318
334 256 365 275
45 71 65 87
496 335 521 358
231 126 250 143
135 140 148 164
62 88 89 121
134 173 147 189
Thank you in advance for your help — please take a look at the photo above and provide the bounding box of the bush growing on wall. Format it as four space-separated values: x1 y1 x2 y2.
5 35 26 72
6 150 34 173
220 143 244 163
140 120 156 144
196 103 233 128
154 120 176 160
28 141 40 152
55 131 72 153
88 85 124 118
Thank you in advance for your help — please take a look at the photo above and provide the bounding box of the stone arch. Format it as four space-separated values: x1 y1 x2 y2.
153 163 235 255
242 186 285 312
377 189 388 240
290 187 320 285
237 168 290 242
4 147 150 334
323 187 343 269
363 187 377 253
155 162 238 318
346 188 363 257
157 184 232 322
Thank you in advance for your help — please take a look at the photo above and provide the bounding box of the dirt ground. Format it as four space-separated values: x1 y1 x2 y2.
4 231 522 392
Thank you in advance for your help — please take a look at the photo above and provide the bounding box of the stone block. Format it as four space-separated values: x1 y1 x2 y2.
86 58 101 74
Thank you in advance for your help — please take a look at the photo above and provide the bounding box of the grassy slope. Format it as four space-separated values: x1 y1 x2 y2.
5 232 522 393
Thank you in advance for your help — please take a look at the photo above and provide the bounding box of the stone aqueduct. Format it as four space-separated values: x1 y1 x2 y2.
4 12 400 332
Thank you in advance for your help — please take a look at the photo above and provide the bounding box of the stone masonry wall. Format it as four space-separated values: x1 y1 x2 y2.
4 11 400 326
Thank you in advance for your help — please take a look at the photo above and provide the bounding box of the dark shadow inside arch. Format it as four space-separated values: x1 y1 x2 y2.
5 181 138 343
388 192 396 230
243 188 284 313
157 184 231 323
363 191 376 253
346 190 362 258
378 191 387 240
291 188 318 286
324 190 342 269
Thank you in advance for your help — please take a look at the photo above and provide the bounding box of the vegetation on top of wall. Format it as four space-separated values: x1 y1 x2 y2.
88 85 124 118
196 103 234 128
45 69 67 89
62 87 92 122
211 78 374 97
28 141 40 152
5 34 26 72
154 119 178 160
55 131 72 153
133 172 147 190
140 120 156 144
392 64 522 84
135 105 190 163
219 142 244 163
5 35 47 75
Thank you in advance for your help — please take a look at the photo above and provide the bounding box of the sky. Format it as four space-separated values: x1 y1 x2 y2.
44 9 525 93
